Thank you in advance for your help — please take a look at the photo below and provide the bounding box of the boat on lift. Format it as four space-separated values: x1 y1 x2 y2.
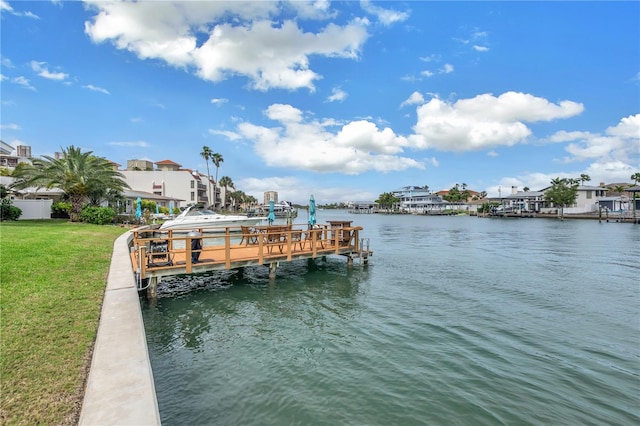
159 205 264 231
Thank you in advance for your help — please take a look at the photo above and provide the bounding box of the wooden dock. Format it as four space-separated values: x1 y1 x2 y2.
130 223 372 297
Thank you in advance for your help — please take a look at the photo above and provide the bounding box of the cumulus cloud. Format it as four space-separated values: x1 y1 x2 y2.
84 1 369 91
409 92 584 151
551 113 639 164
400 91 424 108
227 103 422 174
488 114 640 195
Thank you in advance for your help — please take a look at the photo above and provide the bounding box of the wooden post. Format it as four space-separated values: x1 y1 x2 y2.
147 276 158 299
269 262 278 279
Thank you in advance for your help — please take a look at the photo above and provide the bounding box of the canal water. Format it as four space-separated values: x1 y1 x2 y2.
141 212 639 425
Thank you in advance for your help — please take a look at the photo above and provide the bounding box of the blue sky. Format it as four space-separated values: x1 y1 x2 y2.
1 1 639 204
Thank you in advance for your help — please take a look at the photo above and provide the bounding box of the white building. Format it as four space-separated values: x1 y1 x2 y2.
120 159 216 209
392 186 446 213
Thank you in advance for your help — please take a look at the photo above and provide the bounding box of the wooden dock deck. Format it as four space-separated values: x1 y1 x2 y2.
130 223 372 296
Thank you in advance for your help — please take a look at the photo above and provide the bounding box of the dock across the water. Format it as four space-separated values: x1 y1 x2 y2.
130 221 372 297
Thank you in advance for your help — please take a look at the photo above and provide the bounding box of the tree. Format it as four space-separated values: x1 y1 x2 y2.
631 172 640 221
200 146 213 208
375 192 399 211
218 175 234 209
442 183 470 203
212 153 224 208
523 187 530 192
544 177 579 220
579 173 591 186
11 145 129 222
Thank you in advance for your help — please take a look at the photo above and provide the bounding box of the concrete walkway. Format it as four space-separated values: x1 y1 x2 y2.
79 231 161 425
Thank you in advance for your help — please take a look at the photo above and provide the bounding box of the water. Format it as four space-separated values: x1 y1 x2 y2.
141 212 640 425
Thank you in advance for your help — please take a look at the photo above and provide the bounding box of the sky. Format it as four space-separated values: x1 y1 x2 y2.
1 1 639 205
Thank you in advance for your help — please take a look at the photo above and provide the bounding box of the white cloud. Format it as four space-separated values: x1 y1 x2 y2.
210 98 228 106
1 58 14 68
130 117 142 123
473 45 489 52
488 114 640 195
208 129 242 141
229 103 422 174
12 76 35 90
326 87 347 102
441 63 454 74
0 123 20 130
107 140 150 147
400 91 424 108
84 2 369 91
360 0 409 26
1 0 39 18
239 175 376 205
409 92 584 151
551 113 639 164
83 84 110 95
30 61 69 81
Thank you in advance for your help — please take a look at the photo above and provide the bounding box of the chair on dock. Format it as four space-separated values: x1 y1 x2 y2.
240 226 259 245
147 240 173 268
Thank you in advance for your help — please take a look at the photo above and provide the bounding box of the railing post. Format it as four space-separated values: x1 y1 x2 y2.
225 228 231 269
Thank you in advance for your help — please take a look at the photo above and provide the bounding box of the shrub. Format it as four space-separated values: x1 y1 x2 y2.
51 201 71 219
80 206 116 225
51 201 71 214
0 198 22 221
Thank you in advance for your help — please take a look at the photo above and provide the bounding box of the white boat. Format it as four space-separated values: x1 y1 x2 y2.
159 205 265 231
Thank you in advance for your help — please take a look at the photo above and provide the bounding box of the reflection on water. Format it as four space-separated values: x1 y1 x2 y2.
143 214 640 425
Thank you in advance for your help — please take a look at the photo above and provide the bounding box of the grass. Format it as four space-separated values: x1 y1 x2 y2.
0 220 127 425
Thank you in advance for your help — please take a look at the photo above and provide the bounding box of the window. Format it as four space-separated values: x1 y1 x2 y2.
191 192 195 201
586 190 592 199
191 180 195 188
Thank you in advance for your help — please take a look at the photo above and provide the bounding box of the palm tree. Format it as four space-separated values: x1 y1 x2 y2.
212 153 224 208
631 173 640 221
218 175 233 210
11 145 129 221
579 173 591 186
200 146 213 207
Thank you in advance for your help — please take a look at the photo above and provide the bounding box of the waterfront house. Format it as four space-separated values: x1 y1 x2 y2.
539 185 608 214
392 186 448 213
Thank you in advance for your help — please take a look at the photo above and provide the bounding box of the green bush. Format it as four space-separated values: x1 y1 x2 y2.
80 206 116 225
0 199 22 221
51 201 71 214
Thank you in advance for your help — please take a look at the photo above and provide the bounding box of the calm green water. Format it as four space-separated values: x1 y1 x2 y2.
141 212 640 425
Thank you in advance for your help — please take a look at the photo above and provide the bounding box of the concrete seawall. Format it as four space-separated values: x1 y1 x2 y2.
79 231 160 425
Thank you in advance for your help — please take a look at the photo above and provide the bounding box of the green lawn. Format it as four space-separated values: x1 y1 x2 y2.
0 220 127 425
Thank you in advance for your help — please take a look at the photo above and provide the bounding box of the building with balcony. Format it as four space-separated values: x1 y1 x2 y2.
392 186 447 213
120 159 214 209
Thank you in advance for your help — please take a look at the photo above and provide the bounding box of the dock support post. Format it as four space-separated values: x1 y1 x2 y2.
268 262 278 279
147 276 158 299
347 256 354 267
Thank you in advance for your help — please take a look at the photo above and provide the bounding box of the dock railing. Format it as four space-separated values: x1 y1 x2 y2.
131 222 364 280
